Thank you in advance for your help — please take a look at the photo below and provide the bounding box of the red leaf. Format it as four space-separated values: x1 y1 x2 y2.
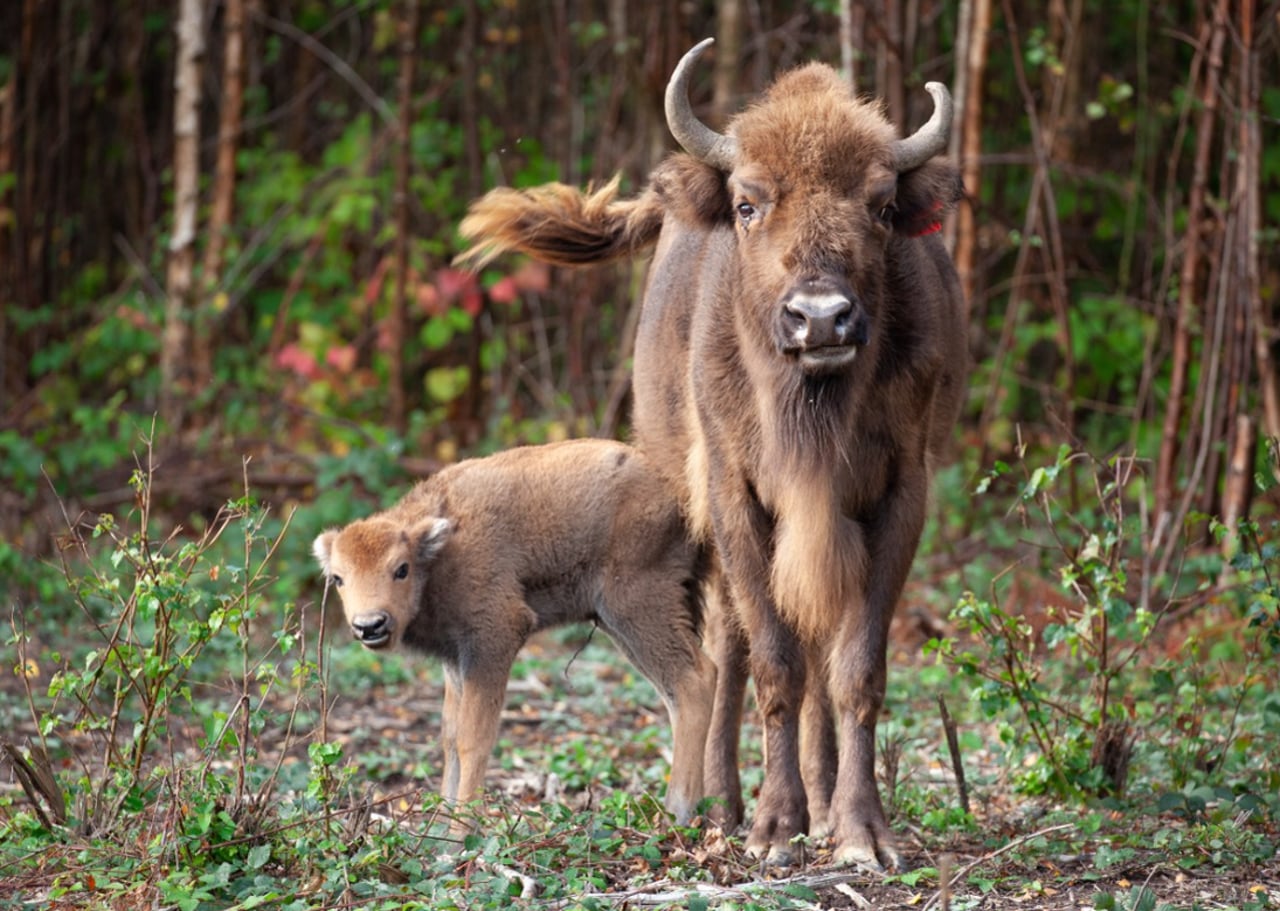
435 268 478 302
416 281 442 315
512 260 550 294
274 343 321 380
487 275 519 304
363 257 390 309
460 287 484 317
326 344 357 374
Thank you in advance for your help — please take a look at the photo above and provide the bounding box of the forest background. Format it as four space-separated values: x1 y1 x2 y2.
2 0 1280 908
3 0 1279 601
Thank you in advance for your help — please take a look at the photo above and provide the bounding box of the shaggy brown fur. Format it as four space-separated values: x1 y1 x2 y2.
456 50 965 870
313 440 716 825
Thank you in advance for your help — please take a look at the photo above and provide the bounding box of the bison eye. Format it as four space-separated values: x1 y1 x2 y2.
393 563 409 581
876 204 897 225
735 201 757 224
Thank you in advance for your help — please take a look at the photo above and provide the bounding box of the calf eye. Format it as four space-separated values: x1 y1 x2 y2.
332 575 344 588
736 201 757 224
876 204 897 225
393 563 409 581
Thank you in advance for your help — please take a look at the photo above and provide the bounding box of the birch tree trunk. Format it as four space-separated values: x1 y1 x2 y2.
161 0 205 427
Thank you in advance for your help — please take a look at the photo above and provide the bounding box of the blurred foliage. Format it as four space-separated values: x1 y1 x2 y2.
0 0 1277 614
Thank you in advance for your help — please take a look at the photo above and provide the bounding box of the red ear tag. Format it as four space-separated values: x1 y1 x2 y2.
907 200 945 237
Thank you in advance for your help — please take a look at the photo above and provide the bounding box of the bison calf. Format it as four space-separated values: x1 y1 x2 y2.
312 439 716 825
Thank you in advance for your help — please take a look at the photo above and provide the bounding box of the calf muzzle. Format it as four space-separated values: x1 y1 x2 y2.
350 612 393 648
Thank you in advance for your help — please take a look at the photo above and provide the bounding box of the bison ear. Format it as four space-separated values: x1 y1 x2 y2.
654 155 732 228
411 516 453 563
892 158 963 238
313 530 339 576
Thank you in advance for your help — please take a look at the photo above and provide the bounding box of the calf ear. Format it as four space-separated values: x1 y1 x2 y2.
893 158 963 238
411 516 454 563
313 530 339 576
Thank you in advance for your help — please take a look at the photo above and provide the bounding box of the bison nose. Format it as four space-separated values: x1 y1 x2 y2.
350 612 393 648
782 290 866 349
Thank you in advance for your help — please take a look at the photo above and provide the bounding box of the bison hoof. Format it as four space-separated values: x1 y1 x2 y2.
832 832 903 872
704 796 744 830
745 836 797 868
744 816 809 868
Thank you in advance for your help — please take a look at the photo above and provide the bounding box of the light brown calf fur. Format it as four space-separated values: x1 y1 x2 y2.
312 439 716 824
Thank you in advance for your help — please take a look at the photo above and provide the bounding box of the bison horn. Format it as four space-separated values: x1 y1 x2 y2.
890 81 953 172
665 38 738 172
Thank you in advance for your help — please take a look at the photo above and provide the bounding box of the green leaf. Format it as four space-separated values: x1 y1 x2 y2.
247 843 271 870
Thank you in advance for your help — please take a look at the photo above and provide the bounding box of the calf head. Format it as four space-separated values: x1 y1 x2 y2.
664 39 961 376
313 516 453 649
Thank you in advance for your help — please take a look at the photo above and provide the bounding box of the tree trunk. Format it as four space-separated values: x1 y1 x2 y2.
882 0 905 127
713 0 744 119
0 72 15 409
1241 0 1280 451
161 0 205 428
951 0 991 316
838 0 855 86
1154 0 1229 536
388 0 420 434
197 0 247 393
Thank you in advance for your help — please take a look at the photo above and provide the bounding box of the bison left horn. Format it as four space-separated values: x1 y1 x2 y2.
889 82 953 172
665 38 738 172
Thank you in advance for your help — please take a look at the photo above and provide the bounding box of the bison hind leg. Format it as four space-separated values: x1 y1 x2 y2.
799 650 837 839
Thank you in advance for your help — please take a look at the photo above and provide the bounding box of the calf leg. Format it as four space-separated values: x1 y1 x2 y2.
450 662 512 811
601 570 716 825
440 614 527 833
440 665 463 802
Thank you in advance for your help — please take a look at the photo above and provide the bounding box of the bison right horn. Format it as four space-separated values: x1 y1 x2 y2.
889 82 953 173
665 38 739 172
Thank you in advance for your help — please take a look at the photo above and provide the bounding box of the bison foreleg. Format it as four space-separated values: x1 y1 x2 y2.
710 480 810 865
827 475 927 871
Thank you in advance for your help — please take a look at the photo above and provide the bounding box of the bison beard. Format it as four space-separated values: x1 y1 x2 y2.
457 40 966 870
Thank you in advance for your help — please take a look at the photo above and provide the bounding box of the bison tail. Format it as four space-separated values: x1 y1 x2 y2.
454 176 665 269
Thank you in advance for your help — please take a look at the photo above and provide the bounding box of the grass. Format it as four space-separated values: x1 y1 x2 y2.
2 443 1279 910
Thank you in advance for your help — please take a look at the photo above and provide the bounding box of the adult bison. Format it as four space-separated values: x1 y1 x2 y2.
458 39 966 870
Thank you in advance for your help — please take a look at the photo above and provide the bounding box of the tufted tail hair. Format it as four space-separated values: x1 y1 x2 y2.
454 176 666 270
